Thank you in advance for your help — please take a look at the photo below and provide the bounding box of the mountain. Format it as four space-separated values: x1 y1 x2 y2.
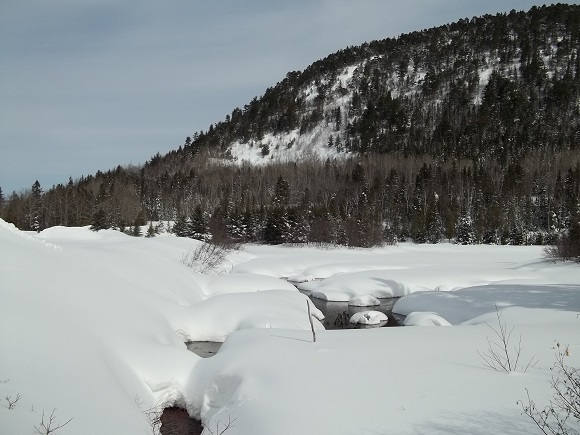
2 3 580 248
191 3 580 163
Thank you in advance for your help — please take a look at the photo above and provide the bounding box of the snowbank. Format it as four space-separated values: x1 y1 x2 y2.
176 290 324 342
403 311 452 326
349 294 380 307
393 282 580 325
3 219 580 434
0 221 324 434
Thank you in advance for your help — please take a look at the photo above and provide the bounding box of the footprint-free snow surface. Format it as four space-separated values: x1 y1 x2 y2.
1 219 579 434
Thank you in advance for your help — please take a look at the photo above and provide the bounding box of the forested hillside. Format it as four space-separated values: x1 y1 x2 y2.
2 4 580 247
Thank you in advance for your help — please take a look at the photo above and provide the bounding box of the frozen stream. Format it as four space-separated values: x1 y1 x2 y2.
308 295 400 329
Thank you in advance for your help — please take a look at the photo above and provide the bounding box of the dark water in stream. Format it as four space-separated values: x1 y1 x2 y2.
309 296 400 329
160 407 203 435
160 294 400 434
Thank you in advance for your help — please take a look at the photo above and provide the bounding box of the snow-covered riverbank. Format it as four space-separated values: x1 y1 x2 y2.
1 219 579 434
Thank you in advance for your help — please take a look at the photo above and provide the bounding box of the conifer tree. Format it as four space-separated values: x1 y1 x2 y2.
264 207 288 244
172 215 189 237
455 211 476 245
130 224 142 237
273 175 290 208
286 207 309 244
146 222 156 238
90 208 110 231
189 205 211 241
426 194 444 243
30 180 43 232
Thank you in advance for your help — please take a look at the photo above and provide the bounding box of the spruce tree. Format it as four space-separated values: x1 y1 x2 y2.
172 215 189 237
146 222 156 238
286 207 309 244
426 200 444 243
90 208 110 231
30 180 43 232
189 205 211 241
273 175 290 208
131 223 142 237
264 207 288 244
455 211 476 245
509 223 526 245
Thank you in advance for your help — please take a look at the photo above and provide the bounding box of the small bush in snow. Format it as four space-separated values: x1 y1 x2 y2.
477 306 537 373
181 242 231 274
34 409 73 435
519 343 580 435
5 393 21 409
203 414 236 435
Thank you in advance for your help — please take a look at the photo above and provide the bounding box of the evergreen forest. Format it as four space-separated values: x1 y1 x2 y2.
2 4 580 250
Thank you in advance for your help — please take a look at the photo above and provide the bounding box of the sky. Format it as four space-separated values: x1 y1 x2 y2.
1 0 574 194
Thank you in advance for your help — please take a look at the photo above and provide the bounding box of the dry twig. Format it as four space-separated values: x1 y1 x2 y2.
5 393 22 409
34 409 73 435
477 305 537 373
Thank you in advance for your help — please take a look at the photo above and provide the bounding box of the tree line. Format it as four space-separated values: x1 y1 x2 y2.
1 150 579 249
1 4 579 255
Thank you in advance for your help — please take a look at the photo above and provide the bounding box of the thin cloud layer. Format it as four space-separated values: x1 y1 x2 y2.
0 0 560 193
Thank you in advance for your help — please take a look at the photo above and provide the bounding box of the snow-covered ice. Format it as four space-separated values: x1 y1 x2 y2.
2 219 580 434
348 294 380 307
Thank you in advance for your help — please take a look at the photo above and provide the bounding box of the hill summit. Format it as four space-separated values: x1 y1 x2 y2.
2 4 580 248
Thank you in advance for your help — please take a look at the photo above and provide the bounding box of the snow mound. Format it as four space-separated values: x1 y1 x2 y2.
201 273 297 297
349 311 388 326
178 290 324 342
348 295 380 307
37 225 103 241
287 273 315 283
403 312 452 326
393 283 580 325
311 290 350 302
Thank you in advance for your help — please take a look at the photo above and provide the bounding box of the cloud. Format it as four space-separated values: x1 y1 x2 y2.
0 0 558 193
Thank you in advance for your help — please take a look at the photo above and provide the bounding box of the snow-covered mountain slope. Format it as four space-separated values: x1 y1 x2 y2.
182 4 580 166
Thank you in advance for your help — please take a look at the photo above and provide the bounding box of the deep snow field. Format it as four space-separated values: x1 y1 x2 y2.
1 218 579 434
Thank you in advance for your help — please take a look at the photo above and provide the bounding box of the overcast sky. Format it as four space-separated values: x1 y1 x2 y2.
1 0 573 194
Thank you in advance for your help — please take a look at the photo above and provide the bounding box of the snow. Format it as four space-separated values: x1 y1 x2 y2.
176 291 324 343
393 281 580 325
348 295 380 307
403 311 452 326
349 310 388 325
2 218 580 434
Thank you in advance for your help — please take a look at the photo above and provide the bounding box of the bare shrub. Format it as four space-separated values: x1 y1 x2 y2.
203 415 236 435
5 393 21 409
34 409 73 435
477 306 537 373
519 343 580 434
144 404 162 435
135 395 162 435
181 241 237 274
